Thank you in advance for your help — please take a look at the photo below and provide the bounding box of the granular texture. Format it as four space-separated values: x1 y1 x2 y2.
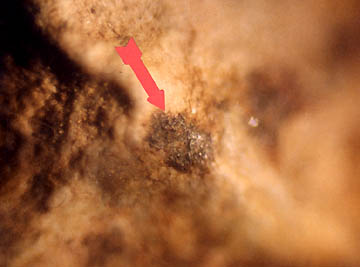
147 112 213 173
2 0 360 266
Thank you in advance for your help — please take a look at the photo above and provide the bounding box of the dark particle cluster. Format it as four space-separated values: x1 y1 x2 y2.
147 112 213 173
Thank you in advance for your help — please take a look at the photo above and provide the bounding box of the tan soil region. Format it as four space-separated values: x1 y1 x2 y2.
1 0 360 266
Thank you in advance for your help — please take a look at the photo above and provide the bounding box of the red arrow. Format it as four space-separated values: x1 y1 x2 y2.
115 38 165 111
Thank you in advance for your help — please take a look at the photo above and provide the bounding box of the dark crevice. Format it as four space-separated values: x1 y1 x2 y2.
0 1 132 263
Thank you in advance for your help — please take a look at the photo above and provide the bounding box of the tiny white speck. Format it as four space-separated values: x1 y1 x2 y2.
192 107 197 114
248 116 259 127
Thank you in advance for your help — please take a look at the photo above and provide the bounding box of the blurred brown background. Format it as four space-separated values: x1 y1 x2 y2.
1 1 360 266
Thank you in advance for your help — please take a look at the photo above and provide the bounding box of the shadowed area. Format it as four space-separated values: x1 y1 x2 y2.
0 1 132 265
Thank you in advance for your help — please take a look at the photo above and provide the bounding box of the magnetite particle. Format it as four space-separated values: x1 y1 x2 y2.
147 112 213 173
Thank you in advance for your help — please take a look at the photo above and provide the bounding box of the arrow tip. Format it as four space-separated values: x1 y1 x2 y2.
147 90 165 111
